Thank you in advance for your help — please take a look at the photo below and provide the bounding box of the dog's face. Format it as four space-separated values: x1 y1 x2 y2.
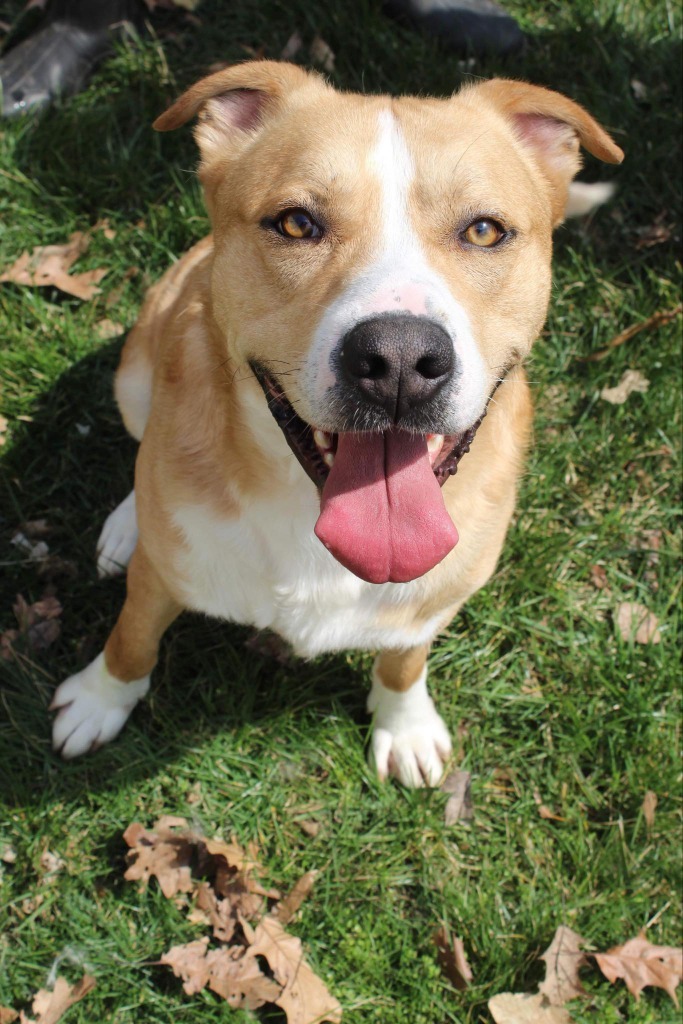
156 64 622 584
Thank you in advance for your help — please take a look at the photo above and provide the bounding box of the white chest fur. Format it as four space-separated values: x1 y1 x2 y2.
171 482 441 658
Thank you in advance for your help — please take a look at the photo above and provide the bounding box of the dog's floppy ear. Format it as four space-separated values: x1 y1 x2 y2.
153 60 321 158
476 79 624 224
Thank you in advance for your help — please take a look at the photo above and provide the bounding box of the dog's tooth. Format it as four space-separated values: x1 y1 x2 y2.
426 433 444 453
323 451 335 467
314 429 333 450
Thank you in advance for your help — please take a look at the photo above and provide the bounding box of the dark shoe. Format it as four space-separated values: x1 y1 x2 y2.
385 0 525 57
0 0 144 117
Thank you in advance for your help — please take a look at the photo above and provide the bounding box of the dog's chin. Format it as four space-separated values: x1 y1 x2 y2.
249 362 488 490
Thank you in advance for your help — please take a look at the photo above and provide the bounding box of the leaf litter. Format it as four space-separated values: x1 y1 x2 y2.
0 593 62 660
124 816 341 1022
0 975 96 1024
487 925 682 1022
0 231 107 301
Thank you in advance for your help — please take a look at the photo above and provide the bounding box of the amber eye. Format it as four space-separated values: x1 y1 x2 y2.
463 219 505 248
275 208 322 240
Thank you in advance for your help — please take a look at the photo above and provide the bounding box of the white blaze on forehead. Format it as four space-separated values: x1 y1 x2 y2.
303 106 488 432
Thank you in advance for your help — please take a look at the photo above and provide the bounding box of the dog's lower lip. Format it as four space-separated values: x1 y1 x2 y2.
249 361 486 489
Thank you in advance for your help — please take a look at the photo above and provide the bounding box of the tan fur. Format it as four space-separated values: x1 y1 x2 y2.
376 646 429 693
81 66 621 758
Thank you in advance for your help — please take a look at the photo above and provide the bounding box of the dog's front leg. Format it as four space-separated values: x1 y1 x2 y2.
51 545 181 758
368 646 452 788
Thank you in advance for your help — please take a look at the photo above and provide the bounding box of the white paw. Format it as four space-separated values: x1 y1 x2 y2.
96 489 138 578
368 665 452 788
50 652 149 758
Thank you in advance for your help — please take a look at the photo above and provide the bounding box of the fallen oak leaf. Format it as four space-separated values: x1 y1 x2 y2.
309 35 335 73
161 938 281 1009
539 926 588 1005
274 869 319 926
0 231 107 301
440 769 473 824
191 879 263 942
489 992 572 1023
243 915 342 1024
433 925 473 991
594 934 682 1006
615 602 661 644
1 593 62 659
93 319 125 340
161 937 211 995
206 947 281 1009
123 817 195 899
28 975 95 1024
280 30 303 60
600 369 649 405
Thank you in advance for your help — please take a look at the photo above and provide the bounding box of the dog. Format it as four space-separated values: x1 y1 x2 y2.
50 62 622 786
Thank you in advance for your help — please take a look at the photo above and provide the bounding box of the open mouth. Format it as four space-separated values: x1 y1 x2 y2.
250 362 486 491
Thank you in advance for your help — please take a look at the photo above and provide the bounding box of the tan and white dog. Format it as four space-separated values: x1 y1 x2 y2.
50 62 622 785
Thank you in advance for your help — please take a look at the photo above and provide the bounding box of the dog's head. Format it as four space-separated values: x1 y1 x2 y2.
155 62 622 585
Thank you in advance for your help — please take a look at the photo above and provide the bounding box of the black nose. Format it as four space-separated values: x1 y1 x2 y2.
338 314 456 423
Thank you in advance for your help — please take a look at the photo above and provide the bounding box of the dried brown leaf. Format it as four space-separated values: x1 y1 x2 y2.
539 926 588 1005
274 870 319 926
433 925 473 990
590 564 608 590
489 992 572 1023
161 937 211 994
298 819 321 838
441 770 473 824
94 319 124 340
244 915 342 1023
615 602 661 644
0 415 7 446
0 1009 18 1024
533 789 564 821
594 934 682 1006
280 30 303 60
162 939 281 1009
123 817 195 898
641 790 657 828
0 232 107 300
1 593 62 659
206 947 281 1008
309 35 335 73
193 879 263 941
600 369 649 405
29 975 95 1024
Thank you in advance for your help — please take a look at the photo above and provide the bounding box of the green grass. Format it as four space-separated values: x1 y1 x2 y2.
0 1 681 1021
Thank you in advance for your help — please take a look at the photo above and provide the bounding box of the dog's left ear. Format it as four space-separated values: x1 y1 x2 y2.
153 60 323 160
476 79 624 225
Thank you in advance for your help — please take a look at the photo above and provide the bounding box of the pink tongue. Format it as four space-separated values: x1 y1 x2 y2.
314 430 459 584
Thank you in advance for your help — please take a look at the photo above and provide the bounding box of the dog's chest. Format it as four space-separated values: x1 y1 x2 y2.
170 487 440 658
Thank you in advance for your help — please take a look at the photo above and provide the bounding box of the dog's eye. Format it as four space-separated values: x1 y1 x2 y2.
463 219 506 248
275 209 322 240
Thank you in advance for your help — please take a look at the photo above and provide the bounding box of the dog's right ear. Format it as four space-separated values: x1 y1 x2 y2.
153 60 322 159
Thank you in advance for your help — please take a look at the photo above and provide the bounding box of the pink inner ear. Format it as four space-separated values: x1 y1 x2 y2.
513 112 577 156
208 89 266 132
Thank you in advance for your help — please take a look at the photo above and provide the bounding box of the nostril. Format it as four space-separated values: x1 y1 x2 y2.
415 352 452 380
342 347 389 381
365 354 388 380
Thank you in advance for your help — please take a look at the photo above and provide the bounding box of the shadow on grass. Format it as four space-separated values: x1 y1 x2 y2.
0 339 363 807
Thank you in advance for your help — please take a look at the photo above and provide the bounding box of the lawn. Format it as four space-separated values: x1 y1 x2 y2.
0 0 681 1021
